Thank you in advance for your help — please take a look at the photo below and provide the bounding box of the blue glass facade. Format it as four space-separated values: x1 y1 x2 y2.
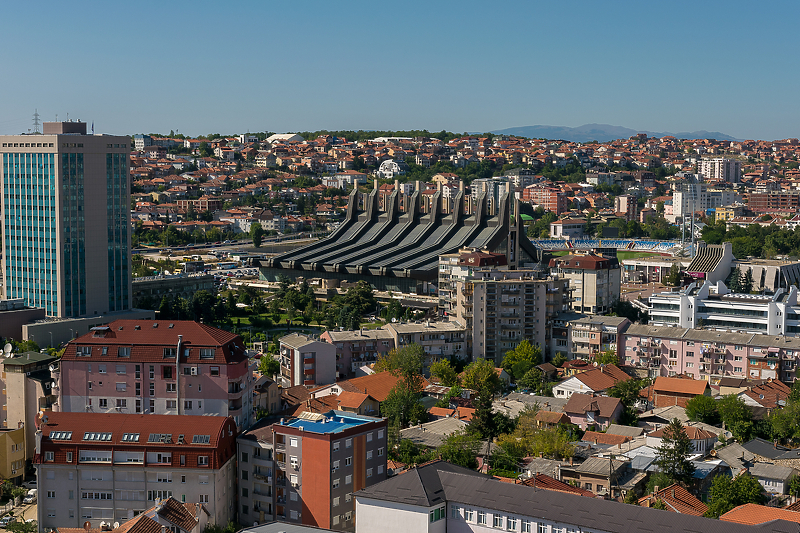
2 153 58 315
106 153 129 311
61 152 86 317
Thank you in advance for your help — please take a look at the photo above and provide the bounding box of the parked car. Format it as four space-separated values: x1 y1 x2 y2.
0 516 17 527
23 489 36 504
22 480 36 490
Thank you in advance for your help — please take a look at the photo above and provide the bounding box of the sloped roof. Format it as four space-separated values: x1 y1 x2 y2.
750 462 797 481
721 503 800 525
653 376 709 396
606 424 645 437
337 371 428 402
400 418 468 448
639 483 708 516
336 391 372 409
564 393 622 418
582 431 631 446
649 424 716 441
573 364 632 392
535 410 569 424
521 473 595 497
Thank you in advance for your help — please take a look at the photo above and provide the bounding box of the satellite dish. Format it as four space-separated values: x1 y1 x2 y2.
593 362 598 367
41 415 49 425
113 523 120 529
49 365 55 372
391 318 397 323
3 344 11 355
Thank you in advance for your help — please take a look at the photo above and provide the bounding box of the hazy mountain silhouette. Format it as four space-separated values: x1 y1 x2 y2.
491 123 739 143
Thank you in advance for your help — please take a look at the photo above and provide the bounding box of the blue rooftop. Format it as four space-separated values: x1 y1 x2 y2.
282 411 375 434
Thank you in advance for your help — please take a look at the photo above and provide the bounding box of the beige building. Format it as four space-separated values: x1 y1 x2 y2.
1 351 58 460
0 428 25 482
549 253 621 315
0 121 131 318
569 315 630 360
384 321 467 369
439 252 571 363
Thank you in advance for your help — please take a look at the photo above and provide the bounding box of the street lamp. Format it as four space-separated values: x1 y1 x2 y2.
48 331 53 348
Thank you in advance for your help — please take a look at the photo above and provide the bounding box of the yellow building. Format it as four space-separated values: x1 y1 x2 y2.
0 427 25 481
715 204 744 222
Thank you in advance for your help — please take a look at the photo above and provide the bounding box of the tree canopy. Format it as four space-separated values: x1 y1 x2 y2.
501 340 542 381
705 474 766 518
654 418 696 486
462 359 501 394
685 394 721 425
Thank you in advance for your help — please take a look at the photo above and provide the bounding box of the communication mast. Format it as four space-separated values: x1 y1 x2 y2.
32 109 41 134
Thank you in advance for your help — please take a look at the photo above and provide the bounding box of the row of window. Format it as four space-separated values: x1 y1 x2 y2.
43 450 209 466
78 348 216 360
451 505 567 533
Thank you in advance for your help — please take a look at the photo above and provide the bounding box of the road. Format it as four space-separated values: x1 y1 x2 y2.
621 281 667 301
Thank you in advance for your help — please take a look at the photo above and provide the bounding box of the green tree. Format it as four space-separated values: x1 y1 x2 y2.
250 222 265 248
645 471 674 494
685 395 720 425
517 367 551 396
717 395 753 442
551 352 568 369
728 266 742 293
607 378 646 407
788 474 800 498
741 268 754 293
258 356 280 377
665 263 681 286
374 344 424 387
7 521 37 533
469 387 497 439
593 349 619 365
381 382 427 429
654 418 696 486
705 474 766 518
430 359 459 387
624 490 640 505
501 340 542 381
462 359 501 394
437 430 482 469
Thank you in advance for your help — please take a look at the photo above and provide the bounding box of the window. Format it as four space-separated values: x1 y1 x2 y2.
290 437 298 447
47 510 55 518
345 493 352 502
167 383 176 392
538 523 547 533
345 474 352 485
430 506 446 523
333 497 340 507
149 366 155 379
200 348 215 359
367 450 373 460
332 460 340 471
478 511 487 525
157 473 172 483
164 348 176 359
99 364 107 374
367 468 373 478
378 447 384 457
116 365 126 374
150 383 155 395
166 400 177 409
199 495 209 504
116 383 126 392
333 441 340 451
333 516 340 526
241 452 248 463
163 366 173 379
377 465 384 475
116 399 127 408
99 399 108 408
210 367 220 376
184 401 192 410
378 429 384 439
47 491 56 498
198 456 209 466
452 505 461 519
345 456 352 466
346 438 352 448
45 451 54 461
333 478 340 489
67 452 73 462
367 432 373 442
242 488 248 497
522 520 532 533
465 509 474 522
242 470 248 480
290 491 298 501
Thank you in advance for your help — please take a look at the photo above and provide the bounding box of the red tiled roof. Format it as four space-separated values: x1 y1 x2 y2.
573 364 631 392
428 407 456 417
653 376 709 396
336 391 371 409
62 320 246 365
721 503 800 525
582 431 630 446
649 424 716 441
564 393 622 418
337 371 429 402
534 411 569 424
521 473 595 497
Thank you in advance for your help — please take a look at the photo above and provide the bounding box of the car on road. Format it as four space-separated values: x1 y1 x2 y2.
22 480 36 490
0 516 17 527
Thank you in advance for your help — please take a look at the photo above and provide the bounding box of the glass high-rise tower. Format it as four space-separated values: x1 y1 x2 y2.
0 121 131 317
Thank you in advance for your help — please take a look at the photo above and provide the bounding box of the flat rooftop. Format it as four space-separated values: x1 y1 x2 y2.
280 410 377 434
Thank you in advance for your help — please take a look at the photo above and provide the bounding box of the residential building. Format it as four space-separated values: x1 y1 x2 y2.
56 320 254 430
559 456 628 496
621 256 689 284
672 183 737 221
614 194 637 222
63 497 211 533
470 178 510 214
549 218 585 239
748 463 798 495
551 364 631 399
236 410 387 531
720 503 800 525
638 483 708 515
384 321 467 370
1 122 131 317
133 134 153 151
748 191 800 213
354 460 756 533
563 393 623 430
1 350 58 460
320 329 394 379
523 184 568 215
278 334 336 388
253 375 280 416
549 253 621 315
621 324 799 382
440 259 570 362
0 428 25 482
35 412 237 530
645 425 717 456
652 376 711 408
569 316 630 360
699 158 741 183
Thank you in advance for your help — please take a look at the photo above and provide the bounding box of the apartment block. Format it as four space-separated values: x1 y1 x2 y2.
621 323 797 382
384 321 467 369
522 184 568 215
56 320 254 430
699 157 741 183
549 253 620 315
671 183 737 221
319 329 394 379
0 122 131 317
278 334 336 388
34 412 237 530
569 315 630 360
237 411 387 531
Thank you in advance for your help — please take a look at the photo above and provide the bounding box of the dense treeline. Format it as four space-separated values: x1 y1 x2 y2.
702 220 800 259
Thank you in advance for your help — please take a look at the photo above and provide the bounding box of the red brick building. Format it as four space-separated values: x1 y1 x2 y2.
652 376 710 408
523 184 568 215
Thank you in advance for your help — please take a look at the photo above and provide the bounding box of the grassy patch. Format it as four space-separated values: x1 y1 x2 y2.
616 251 662 260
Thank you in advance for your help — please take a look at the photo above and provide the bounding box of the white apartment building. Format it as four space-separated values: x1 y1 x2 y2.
671 183 737 221
699 158 742 183
648 280 800 336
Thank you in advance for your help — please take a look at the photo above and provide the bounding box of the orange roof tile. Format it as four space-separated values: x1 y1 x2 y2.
721 503 800 525
582 431 631 446
653 376 710 396
638 483 707 515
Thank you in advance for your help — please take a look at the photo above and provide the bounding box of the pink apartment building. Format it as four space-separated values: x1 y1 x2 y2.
55 320 255 429
622 324 798 383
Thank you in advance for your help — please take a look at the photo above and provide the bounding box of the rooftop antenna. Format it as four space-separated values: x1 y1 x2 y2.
32 109 41 134
66 113 69 122
55 114 58 122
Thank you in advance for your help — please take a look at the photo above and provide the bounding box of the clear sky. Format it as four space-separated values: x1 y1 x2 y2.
2 0 798 140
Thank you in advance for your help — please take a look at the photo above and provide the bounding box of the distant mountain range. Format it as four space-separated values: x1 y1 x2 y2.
489 123 740 143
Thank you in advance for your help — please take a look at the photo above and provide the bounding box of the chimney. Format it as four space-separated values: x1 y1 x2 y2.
569 456 573 466
654 485 659 495
671 488 675 499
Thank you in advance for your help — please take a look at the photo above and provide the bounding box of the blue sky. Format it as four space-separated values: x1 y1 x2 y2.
1 0 798 140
